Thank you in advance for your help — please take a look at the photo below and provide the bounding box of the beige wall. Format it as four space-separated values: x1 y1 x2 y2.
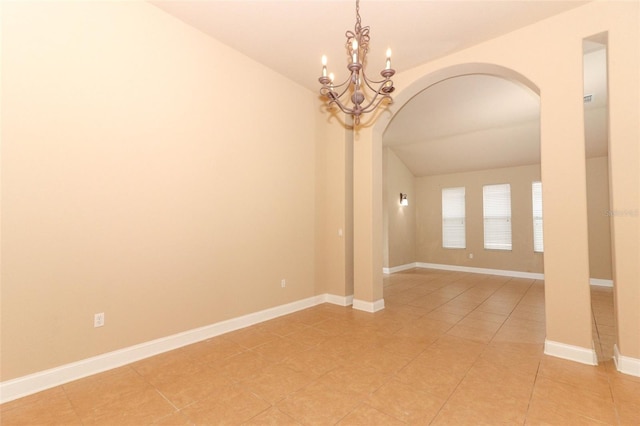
396 158 612 279
1 2 318 380
586 156 613 280
315 116 354 297
415 164 543 273
383 148 416 268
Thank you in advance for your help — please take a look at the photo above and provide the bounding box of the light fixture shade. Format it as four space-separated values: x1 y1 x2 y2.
400 193 408 206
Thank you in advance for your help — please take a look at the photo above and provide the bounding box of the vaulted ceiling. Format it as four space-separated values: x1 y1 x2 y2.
152 1 605 176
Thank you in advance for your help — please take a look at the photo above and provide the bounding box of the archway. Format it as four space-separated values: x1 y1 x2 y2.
352 61 597 365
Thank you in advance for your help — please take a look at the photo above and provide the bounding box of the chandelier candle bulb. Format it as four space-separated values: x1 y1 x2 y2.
386 48 392 70
322 55 327 77
352 40 358 63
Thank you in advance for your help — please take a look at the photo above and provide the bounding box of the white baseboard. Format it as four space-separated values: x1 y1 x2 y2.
325 293 354 307
387 263 610 286
383 263 419 274
1 293 349 404
590 278 614 287
416 262 545 280
544 339 598 366
352 298 385 313
614 344 640 377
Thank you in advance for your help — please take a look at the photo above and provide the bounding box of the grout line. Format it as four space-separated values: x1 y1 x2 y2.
522 359 543 425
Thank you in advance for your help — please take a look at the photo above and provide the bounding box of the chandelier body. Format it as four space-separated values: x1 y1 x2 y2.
318 0 395 125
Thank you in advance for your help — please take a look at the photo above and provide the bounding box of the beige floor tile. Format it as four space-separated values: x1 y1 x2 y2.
433 304 476 317
492 324 546 344
336 403 405 425
366 379 447 423
313 335 369 360
279 347 340 377
0 386 68 414
538 355 612 398
525 397 613 425
150 364 233 409
312 318 354 337
151 410 194 425
276 381 363 425
282 309 329 326
341 346 413 374
64 368 159 418
225 327 279 349
180 384 270 424
530 376 618 424
243 406 301 425
610 374 640 402
375 334 433 359
433 386 529 425
615 399 640 425
446 323 497 343
0 387 83 426
284 324 334 347
258 317 310 336
179 336 245 364
215 350 274 381
241 363 315 404
422 309 464 324
315 364 392 396
504 316 547 331
465 309 509 324
395 358 463 397
479 343 542 377
78 388 176 425
251 336 311 362
65 365 150 397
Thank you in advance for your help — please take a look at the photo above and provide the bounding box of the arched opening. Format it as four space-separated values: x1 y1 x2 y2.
355 60 599 366
374 64 550 348
382 73 541 276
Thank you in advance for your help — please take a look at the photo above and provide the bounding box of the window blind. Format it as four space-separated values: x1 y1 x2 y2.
483 184 512 250
442 187 466 249
532 181 544 252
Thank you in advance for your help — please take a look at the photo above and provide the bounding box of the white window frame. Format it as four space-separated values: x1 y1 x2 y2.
532 181 544 252
483 184 512 251
442 187 466 249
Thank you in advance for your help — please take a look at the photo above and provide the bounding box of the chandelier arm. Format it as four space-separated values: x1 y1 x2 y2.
327 98 358 116
361 74 392 88
361 77 392 94
357 91 392 113
320 78 352 101
359 94 393 114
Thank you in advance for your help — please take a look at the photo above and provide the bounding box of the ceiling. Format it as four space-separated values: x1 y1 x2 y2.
151 1 606 176
385 46 608 176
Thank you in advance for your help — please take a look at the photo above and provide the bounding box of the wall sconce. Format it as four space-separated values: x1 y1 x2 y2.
400 193 408 206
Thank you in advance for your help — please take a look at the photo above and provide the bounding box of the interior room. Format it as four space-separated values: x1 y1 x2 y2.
1 0 638 424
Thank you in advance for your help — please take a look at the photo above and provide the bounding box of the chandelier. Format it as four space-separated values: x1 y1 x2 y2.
318 0 395 125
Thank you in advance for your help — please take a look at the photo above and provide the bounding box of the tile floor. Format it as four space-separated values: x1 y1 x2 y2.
1 269 639 425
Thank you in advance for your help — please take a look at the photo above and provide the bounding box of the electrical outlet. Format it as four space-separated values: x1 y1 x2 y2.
281 279 286 288
94 312 105 328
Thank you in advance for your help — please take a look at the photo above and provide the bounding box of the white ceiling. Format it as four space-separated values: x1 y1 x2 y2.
151 1 606 176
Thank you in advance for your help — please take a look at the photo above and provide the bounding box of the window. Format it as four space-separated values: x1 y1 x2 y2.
442 187 466 248
483 184 512 250
532 181 544 252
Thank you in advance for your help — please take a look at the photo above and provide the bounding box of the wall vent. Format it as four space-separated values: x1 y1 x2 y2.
583 94 593 103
